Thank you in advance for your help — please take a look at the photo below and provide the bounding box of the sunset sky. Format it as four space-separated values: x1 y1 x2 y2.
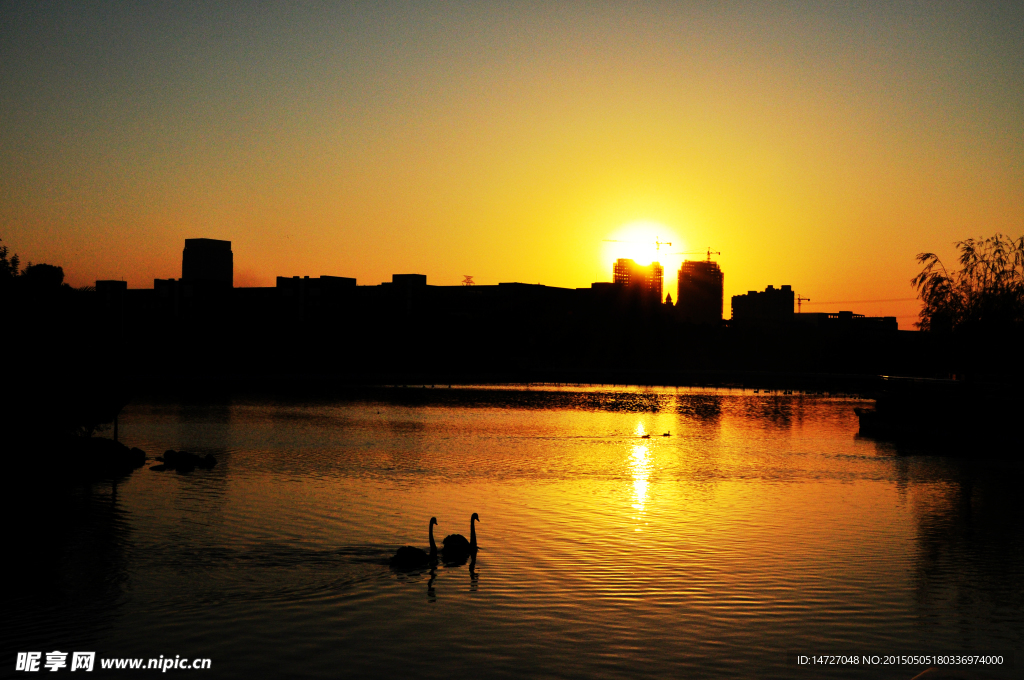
2 2 1021 324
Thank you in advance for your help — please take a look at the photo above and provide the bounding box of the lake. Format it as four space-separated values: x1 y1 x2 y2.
7 386 1022 678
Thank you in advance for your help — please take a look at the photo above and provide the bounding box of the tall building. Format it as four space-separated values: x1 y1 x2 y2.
676 259 724 324
613 259 663 299
182 238 233 286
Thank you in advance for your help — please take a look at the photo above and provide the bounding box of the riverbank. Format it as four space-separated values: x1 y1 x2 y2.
126 369 887 399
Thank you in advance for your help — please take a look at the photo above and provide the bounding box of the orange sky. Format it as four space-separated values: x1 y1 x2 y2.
2 3 1021 325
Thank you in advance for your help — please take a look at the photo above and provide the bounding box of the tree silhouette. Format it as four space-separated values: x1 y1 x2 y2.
0 237 21 283
912 233 1024 333
21 263 65 289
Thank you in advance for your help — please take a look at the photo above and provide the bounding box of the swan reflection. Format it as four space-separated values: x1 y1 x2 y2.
422 553 478 600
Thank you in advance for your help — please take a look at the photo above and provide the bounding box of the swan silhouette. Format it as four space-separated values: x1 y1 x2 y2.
389 517 437 569
441 513 479 561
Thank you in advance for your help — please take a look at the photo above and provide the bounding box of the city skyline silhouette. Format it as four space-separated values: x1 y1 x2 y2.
3 4 1021 327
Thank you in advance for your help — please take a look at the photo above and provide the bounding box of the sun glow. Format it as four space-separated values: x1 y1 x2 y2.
603 221 681 267
601 221 693 291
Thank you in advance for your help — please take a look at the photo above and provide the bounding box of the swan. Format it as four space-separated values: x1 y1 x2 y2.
389 517 437 568
441 513 479 559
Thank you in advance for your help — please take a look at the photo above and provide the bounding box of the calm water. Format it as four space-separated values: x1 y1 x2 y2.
7 387 1023 679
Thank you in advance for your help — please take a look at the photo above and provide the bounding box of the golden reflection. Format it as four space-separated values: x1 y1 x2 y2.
629 439 652 530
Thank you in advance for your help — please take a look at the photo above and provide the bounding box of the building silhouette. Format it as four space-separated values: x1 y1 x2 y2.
182 238 233 286
732 285 898 332
731 285 794 326
84 238 916 381
613 259 663 300
794 311 898 332
676 259 723 324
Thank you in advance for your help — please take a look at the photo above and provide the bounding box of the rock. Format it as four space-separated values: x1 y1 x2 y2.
151 449 215 473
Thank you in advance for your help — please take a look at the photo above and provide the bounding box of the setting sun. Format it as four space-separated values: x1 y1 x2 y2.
603 220 682 268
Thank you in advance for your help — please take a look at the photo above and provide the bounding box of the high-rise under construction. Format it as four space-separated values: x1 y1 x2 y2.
613 259 664 299
676 258 723 324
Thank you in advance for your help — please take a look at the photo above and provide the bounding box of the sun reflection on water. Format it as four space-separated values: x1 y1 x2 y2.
630 422 653 530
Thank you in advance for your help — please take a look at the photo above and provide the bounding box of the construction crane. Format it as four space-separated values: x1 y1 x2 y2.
461 275 475 286
670 248 721 262
796 294 810 313
603 237 673 251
